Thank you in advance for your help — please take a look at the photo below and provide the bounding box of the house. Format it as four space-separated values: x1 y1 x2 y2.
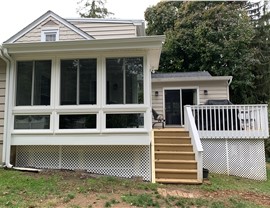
151 71 232 127
0 10 269 183
0 10 165 181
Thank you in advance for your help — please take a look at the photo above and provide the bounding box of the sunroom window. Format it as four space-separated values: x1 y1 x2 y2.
14 115 50 129
16 60 51 106
106 57 143 104
106 113 144 128
60 59 97 105
59 114 96 129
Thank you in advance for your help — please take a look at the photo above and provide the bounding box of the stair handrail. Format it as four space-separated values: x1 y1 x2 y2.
184 105 203 182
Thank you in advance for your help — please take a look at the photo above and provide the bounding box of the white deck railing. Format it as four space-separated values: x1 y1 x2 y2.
184 106 203 182
190 104 269 139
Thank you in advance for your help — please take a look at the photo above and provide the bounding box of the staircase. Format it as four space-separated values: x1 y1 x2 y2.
153 129 202 184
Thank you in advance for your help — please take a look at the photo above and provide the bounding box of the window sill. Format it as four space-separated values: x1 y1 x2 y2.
12 130 53 134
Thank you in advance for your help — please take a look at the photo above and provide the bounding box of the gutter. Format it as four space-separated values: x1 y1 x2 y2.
3 35 165 54
152 76 233 83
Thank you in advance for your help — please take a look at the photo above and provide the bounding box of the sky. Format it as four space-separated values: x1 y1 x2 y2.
0 0 160 43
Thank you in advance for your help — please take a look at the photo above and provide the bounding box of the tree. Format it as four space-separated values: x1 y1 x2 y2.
248 0 270 103
77 0 113 18
145 1 182 35
145 1 256 104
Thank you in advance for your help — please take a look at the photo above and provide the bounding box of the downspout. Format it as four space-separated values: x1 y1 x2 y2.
227 76 233 101
0 45 13 168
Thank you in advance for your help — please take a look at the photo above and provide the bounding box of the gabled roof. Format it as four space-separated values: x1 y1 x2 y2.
4 10 94 43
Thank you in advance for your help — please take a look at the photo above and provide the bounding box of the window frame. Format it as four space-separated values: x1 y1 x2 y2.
105 57 144 105
60 58 97 106
12 52 150 134
41 29 59 42
15 60 52 106
12 113 53 134
55 112 100 134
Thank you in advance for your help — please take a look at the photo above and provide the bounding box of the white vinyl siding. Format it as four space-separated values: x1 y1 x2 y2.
70 22 137 39
0 59 6 162
15 17 86 43
15 18 138 43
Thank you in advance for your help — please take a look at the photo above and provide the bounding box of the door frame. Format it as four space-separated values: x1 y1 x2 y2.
163 87 199 127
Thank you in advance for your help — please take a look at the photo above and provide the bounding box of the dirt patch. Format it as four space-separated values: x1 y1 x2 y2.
22 169 270 208
202 190 270 207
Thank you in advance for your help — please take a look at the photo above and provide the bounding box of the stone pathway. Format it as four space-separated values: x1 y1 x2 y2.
157 188 200 198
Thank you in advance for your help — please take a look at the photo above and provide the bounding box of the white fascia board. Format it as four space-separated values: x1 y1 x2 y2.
151 76 233 83
3 35 165 54
5 11 93 44
11 134 150 145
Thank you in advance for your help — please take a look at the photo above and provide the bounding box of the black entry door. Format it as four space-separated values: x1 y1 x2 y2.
165 90 181 125
165 89 197 126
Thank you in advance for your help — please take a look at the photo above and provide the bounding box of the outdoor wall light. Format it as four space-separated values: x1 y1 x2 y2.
204 90 208 95
155 91 159 96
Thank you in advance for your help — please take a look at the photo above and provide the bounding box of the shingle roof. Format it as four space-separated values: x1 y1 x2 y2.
151 71 211 78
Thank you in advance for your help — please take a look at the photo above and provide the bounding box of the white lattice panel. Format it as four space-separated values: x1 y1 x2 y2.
16 145 151 181
16 146 60 169
228 139 266 180
201 139 266 180
201 140 228 174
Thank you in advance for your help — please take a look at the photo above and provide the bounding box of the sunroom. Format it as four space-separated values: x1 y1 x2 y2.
1 36 165 180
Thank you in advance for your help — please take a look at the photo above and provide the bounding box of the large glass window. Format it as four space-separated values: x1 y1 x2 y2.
61 59 97 105
16 61 51 106
59 114 96 129
106 113 144 128
106 57 143 104
14 115 50 129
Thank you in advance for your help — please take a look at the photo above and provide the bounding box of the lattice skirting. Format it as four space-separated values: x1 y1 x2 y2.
202 139 267 180
15 145 151 181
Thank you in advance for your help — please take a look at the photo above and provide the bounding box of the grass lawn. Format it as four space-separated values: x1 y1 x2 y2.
0 164 269 207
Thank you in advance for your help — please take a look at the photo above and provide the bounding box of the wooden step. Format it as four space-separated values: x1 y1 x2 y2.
154 130 189 137
155 178 202 184
154 136 191 144
155 144 193 152
155 160 197 170
155 169 197 179
155 151 195 160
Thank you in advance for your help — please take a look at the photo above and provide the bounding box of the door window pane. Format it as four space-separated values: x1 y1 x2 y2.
79 59 97 104
61 59 97 105
14 115 50 129
34 61 51 105
165 90 181 125
59 114 96 129
106 57 143 104
106 58 123 104
106 113 144 128
16 62 33 106
125 58 144 104
61 60 77 105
